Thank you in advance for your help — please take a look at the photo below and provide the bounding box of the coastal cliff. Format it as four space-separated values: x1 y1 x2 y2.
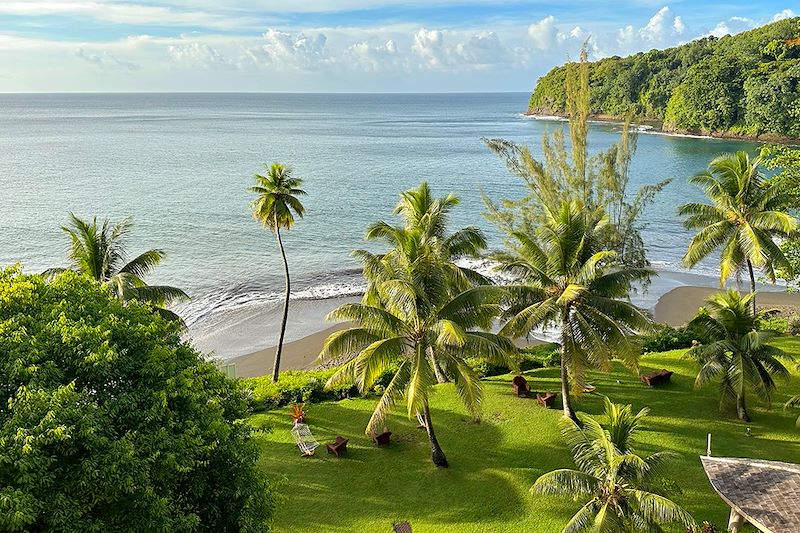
528 17 800 142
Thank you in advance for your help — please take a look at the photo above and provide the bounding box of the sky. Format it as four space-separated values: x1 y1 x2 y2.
0 1 796 92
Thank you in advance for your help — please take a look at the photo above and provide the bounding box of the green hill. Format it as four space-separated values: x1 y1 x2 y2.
528 17 800 140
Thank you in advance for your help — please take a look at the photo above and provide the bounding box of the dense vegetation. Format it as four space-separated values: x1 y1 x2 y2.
0 269 275 532
528 17 800 138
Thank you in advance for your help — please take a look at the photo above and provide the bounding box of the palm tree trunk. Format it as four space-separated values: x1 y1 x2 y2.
427 346 448 383
746 259 757 315
736 394 751 422
272 222 291 383
422 401 448 468
560 317 578 422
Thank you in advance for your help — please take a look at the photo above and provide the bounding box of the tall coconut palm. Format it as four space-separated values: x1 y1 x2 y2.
320 227 514 468
533 397 696 532
248 163 307 383
496 200 653 421
686 290 793 422
679 151 797 313
361 182 489 298
45 213 188 321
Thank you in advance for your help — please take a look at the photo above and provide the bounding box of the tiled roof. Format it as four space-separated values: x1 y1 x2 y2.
700 456 800 533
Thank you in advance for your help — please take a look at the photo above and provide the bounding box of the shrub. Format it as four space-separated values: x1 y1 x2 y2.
642 310 722 352
467 343 559 378
243 369 356 411
788 314 800 335
0 269 275 532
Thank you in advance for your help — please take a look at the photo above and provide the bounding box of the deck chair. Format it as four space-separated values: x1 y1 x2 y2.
326 436 349 457
290 422 319 456
512 375 531 397
371 428 392 446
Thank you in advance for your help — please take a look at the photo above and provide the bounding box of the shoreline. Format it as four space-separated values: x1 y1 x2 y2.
226 283 800 379
523 111 800 145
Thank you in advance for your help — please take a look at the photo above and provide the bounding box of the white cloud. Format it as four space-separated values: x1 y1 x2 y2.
411 28 514 70
639 7 684 44
75 47 141 70
772 9 796 22
707 16 755 38
343 39 401 72
0 1 255 29
169 42 236 69
528 16 559 51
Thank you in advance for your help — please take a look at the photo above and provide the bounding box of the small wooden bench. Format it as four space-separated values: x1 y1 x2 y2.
512 376 531 397
640 369 673 387
326 436 348 457
537 392 557 408
371 429 392 447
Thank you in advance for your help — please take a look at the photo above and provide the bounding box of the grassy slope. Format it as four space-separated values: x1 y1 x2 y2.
250 338 800 533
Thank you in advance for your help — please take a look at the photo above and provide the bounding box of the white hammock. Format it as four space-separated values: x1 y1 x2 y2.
290 423 319 456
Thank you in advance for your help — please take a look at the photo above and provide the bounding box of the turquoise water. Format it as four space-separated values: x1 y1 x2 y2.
0 93 762 357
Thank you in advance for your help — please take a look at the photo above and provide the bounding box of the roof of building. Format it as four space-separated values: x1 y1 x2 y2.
700 456 800 533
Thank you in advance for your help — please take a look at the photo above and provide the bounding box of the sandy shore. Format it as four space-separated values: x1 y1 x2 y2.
654 286 800 326
228 284 800 379
228 322 353 378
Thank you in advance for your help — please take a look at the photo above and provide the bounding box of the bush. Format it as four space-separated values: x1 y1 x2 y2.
243 369 356 411
466 343 559 378
0 269 275 532
642 309 722 352
788 314 800 335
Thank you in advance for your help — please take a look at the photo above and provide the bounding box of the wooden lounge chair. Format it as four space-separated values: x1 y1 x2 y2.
289 422 319 456
326 436 348 457
640 369 673 387
537 392 557 408
393 521 413 533
371 429 392 446
512 375 531 397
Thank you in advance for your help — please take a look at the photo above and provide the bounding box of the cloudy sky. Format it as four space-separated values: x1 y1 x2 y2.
0 1 795 92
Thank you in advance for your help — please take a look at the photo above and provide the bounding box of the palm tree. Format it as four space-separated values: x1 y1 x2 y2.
248 163 307 383
533 397 696 533
45 213 188 321
320 228 514 468
679 151 797 313
496 200 653 421
686 289 794 422
357 183 490 383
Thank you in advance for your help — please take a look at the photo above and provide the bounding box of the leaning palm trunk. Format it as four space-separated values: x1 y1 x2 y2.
736 394 751 422
273 219 291 383
422 401 448 468
560 319 577 422
746 259 757 315
427 347 449 383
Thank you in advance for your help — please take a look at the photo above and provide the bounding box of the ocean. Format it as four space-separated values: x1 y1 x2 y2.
0 92 765 359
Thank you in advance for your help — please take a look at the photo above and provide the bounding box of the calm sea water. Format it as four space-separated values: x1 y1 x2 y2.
0 93 762 358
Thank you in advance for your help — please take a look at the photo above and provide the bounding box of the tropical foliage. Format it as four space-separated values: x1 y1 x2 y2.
249 162 307 382
762 144 800 290
679 151 798 310
0 268 275 532
44 213 188 321
529 17 800 138
533 397 696 533
486 48 669 278
495 200 653 420
685 290 794 421
320 184 514 467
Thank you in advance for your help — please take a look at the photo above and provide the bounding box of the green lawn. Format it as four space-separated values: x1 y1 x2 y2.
250 338 800 532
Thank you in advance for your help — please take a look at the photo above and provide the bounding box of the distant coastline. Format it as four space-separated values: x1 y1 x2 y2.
523 110 800 145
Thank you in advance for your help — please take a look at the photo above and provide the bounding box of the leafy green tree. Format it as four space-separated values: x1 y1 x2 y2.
320 195 514 467
679 151 798 312
249 163 307 382
495 200 652 421
533 397 696 532
45 213 188 321
488 49 669 279
0 268 275 532
762 144 800 290
686 290 794 422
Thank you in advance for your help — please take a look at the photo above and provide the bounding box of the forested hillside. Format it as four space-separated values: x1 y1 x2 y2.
528 17 800 139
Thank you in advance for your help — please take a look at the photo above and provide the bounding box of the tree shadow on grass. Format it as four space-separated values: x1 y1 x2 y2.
254 397 538 532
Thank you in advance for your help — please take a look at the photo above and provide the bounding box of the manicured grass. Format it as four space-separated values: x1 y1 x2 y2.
250 338 800 532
